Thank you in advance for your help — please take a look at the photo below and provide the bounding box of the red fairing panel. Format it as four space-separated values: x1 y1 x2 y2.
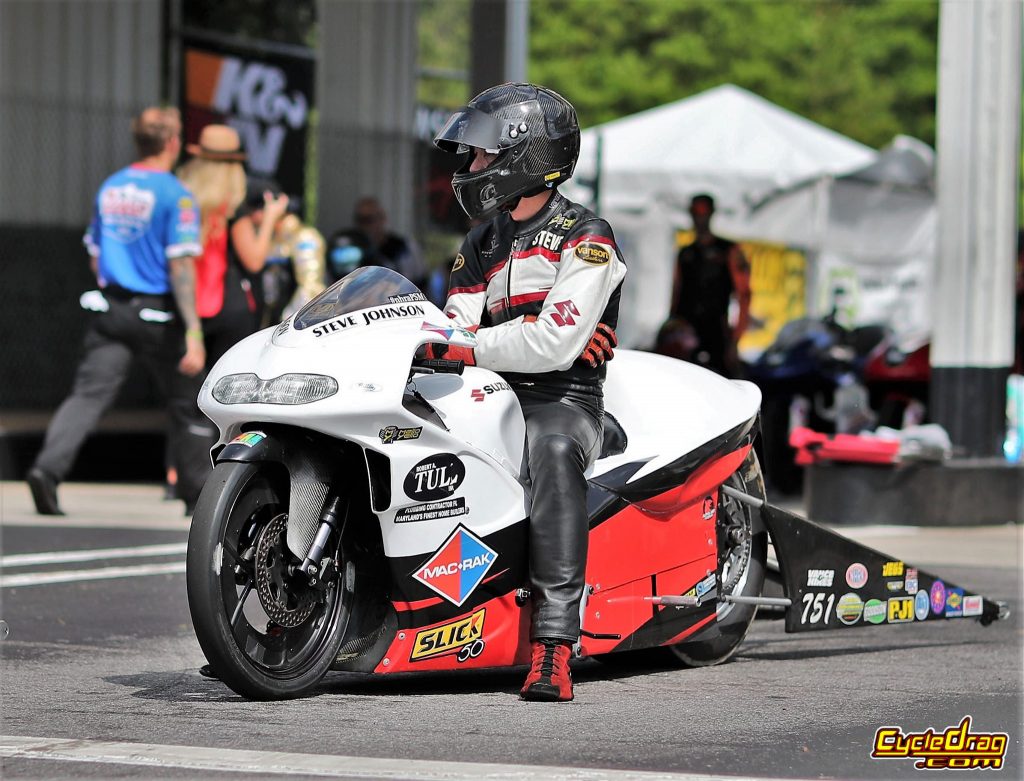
375 592 531 674
579 447 751 654
581 501 718 655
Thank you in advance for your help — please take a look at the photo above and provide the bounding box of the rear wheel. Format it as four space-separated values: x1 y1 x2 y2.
664 450 767 666
186 462 352 699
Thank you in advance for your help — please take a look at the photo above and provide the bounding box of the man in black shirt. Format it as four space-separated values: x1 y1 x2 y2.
671 194 751 377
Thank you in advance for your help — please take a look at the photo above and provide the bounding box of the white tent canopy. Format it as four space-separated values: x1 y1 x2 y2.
561 84 879 348
739 135 936 338
569 83 876 216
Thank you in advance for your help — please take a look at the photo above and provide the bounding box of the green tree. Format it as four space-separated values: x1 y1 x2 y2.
528 0 939 148
418 0 472 107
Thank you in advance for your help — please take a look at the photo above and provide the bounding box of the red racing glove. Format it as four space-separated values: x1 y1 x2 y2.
580 323 617 368
425 324 477 364
444 343 476 365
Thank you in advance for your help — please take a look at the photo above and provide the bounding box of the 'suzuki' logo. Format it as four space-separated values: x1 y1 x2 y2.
413 526 498 606
550 300 579 327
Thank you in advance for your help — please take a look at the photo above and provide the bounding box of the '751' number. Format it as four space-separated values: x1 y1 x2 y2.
801 592 835 625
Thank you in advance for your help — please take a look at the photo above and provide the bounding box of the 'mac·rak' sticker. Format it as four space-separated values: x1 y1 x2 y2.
413 525 498 607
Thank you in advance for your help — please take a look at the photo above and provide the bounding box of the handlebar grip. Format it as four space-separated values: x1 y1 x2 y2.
413 358 465 375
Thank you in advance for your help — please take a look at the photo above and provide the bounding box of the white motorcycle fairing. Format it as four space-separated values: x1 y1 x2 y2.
199 267 760 623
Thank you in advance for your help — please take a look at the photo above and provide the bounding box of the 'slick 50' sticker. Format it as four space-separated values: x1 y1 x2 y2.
410 608 486 661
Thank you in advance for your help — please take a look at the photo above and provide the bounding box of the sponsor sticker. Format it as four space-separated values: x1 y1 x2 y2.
544 171 561 181
904 567 918 594
846 562 868 589
887 596 915 623
881 561 904 578
701 496 716 521
412 525 498 607
410 608 485 661
962 595 983 617
807 568 835 588
230 431 266 447
574 242 610 265
914 589 930 620
863 598 886 624
871 716 1008 769
836 592 864 625
945 587 964 618
451 253 465 272
387 292 426 304
930 580 946 615
683 572 717 601
394 497 468 524
404 454 466 502
885 580 904 592
379 425 422 445
311 303 427 337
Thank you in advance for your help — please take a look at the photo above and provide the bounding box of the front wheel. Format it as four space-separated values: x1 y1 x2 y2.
186 461 351 699
664 450 767 667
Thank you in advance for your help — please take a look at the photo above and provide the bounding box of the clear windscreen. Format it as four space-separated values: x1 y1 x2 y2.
292 266 426 330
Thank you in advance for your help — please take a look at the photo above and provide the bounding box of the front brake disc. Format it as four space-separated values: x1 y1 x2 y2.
254 515 316 628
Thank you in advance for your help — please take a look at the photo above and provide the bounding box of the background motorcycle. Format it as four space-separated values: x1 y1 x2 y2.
862 330 931 429
745 313 886 494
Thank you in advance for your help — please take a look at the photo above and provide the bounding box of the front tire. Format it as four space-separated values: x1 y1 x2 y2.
664 450 767 667
186 462 351 699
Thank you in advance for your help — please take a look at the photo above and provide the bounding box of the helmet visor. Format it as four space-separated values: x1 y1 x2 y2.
433 106 503 154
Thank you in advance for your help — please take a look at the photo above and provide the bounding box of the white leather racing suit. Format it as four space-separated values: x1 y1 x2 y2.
444 190 627 641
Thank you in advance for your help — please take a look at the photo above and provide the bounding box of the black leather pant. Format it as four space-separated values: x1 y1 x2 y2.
519 391 603 642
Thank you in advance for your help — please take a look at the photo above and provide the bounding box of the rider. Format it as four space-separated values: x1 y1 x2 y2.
432 83 627 701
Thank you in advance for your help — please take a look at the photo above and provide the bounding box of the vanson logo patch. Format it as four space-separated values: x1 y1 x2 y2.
574 242 610 265
412 526 498 606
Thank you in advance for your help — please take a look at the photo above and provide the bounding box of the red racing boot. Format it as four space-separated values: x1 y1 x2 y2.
520 639 574 702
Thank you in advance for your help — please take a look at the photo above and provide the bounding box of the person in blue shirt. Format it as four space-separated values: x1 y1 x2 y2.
27 106 212 516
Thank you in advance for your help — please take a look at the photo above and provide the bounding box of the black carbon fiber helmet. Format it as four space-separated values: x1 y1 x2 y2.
433 83 580 220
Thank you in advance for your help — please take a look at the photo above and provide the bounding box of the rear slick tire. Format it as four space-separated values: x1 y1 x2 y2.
664 450 767 667
186 461 350 700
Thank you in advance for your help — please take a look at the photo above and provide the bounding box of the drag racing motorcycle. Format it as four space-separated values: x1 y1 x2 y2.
187 266 1008 700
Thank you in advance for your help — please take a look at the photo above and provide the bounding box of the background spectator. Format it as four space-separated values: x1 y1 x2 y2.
333 196 426 289
27 106 209 515
669 193 751 377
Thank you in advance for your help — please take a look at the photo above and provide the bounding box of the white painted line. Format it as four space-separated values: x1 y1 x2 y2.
0 735 787 781
0 562 186 588
1 516 190 531
1 543 187 568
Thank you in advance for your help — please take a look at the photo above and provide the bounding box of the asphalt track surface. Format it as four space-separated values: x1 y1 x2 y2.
1 481 1021 781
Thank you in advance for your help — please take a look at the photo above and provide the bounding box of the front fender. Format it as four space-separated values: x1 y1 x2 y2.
214 426 350 560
